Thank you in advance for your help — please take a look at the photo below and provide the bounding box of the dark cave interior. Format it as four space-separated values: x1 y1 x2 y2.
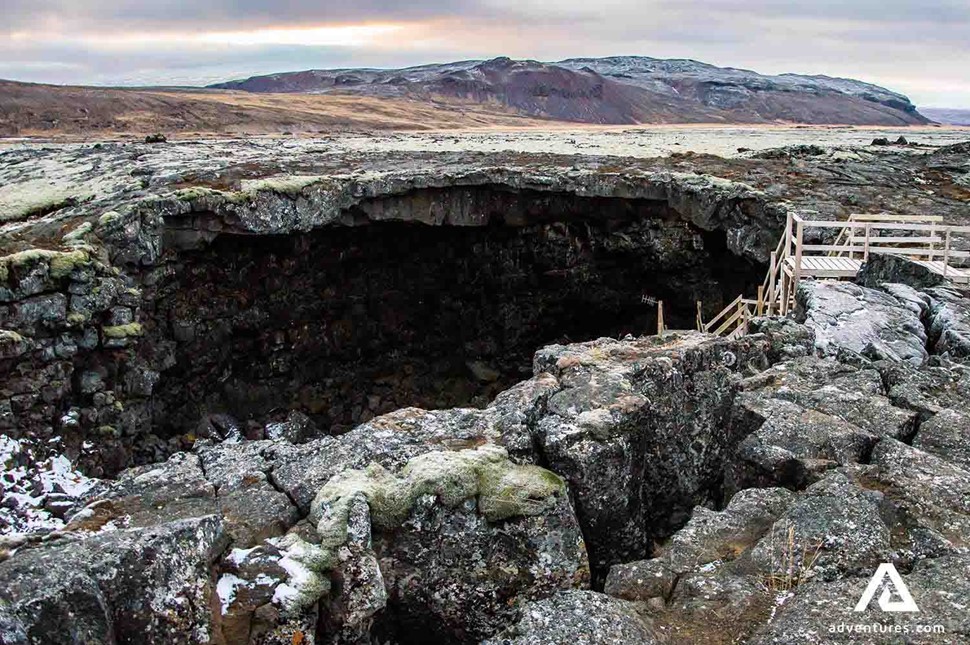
150 186 763 438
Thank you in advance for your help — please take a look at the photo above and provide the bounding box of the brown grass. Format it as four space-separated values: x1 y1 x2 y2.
0 80 553 139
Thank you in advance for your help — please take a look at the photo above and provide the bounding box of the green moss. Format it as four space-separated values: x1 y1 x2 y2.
63 222 93 245
102 322 143 339
98 211 121 227
240 175 325 197
173 186 224 202
0 248 91 284
97 425 119 438
270 533 335 614
0 330 24 344
0 184 78 223
49 250 90 279
271 445 564 615
67 312 89 325
310 445 565 551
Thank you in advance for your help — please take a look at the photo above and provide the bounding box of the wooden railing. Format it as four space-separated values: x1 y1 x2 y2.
697 212 970 338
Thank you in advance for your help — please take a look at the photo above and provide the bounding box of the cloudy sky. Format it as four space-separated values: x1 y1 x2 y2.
2 0 968 107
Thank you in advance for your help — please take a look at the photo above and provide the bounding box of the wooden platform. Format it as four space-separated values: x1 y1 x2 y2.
785 255 970 283
911 260 970 283
784 256 863 278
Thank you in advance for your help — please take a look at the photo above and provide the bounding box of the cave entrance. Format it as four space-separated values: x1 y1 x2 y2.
152 186 762 439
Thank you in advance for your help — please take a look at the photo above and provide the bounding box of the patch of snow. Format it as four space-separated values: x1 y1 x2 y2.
216 573 248 615
272 582 300 606
0 436 99 535
226 546 258 565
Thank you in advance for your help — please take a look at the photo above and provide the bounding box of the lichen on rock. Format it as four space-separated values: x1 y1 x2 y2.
310 444 565 548
101 322 143 338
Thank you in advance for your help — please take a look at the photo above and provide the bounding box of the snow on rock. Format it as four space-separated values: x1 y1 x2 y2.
0 435 99 534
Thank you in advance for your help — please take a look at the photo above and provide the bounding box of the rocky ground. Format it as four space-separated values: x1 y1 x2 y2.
1 138 969 643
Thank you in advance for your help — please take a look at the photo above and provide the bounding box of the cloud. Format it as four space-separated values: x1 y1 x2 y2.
1 0 968 106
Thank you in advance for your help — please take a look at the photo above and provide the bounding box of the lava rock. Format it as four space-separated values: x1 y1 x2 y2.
858 252 946 291
750 555 970 644
913 409 970 470
0 514 227 644
531 332 770 579
797 280 928 365
925 286 970 362
483 590 660 645
748 472 891 580
605 487 793 601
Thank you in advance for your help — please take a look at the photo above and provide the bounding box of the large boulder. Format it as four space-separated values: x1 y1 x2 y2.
797 280 928 365
310 445 589 643
861 438 970 545
0 515 227 644
925 286 970 362
726 357 915 493
878 360 970 422
530 332 770 579
218 445 589 644
913 409 970 470
748 472 892 581
857 252 946 291
605 487 793 602
736 357 916 439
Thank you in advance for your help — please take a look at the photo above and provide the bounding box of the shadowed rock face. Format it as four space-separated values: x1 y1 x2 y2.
148 187 761 439
1 171 773 476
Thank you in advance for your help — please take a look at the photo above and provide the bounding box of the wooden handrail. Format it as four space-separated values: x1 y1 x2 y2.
799 221 970 233
712 307 745 337
703 294 744 332
849 213 944 222
698 212 968 339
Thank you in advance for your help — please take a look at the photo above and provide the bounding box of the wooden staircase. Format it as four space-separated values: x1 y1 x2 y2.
697 212 970 338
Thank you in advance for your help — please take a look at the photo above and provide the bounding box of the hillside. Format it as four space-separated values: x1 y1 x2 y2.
0 80 549 137
212 55 930 126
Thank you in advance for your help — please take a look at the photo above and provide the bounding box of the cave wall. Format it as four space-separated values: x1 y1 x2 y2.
0 178 773 477
148 187 762 438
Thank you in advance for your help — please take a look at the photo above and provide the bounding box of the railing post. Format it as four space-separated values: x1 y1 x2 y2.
742 302 750 336
929 222 936 262
785 212 794 260
863 223 871 261
757 285 764 317
791 219 804 309
696 301 703 332
944 230 951 278
657 300 664 336
767 251 777 316
779 271 787 316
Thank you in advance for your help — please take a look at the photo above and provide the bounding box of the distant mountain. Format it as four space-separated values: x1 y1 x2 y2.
920 108 970 126
211 56 929 126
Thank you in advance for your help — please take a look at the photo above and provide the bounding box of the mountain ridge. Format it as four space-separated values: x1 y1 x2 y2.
210 55 929 126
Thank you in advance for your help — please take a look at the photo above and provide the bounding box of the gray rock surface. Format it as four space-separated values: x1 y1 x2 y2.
926 286 970 362
797 280 928 365
483 590 660 645
751 555 970 644
913 409 970 470
0 514 227 644
531 332 770 578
